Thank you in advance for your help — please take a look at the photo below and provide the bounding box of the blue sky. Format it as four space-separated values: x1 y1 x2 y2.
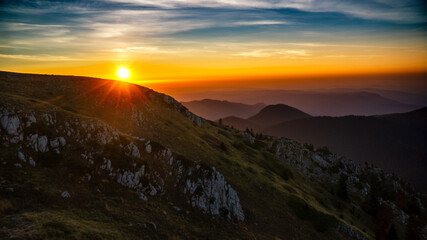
0 0 426 80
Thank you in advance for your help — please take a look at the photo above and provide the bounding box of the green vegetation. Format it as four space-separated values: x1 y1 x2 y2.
287 195 338 232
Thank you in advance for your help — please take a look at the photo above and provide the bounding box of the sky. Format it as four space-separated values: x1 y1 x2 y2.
0 0 427 94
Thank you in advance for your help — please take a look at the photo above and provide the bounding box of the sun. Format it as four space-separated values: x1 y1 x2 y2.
117 67 130 80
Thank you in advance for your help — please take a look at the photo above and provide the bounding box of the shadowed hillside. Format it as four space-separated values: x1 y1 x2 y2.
262 109 427 192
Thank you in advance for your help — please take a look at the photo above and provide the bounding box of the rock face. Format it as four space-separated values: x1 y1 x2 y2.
184 167 244 221
336 222 368 240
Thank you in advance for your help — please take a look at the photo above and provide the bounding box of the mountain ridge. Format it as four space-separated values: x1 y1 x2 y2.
182 99 265 120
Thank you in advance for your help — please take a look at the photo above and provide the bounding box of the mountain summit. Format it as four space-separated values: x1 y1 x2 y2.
247 104 311 126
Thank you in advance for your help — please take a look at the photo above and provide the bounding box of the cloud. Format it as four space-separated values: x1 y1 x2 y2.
0 54 78 61
232 49 310 58
106 0 427 23
111 46 176 54
231 20 289 26
0 0 425 66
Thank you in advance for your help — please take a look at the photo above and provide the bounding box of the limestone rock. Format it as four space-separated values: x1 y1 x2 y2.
336 222 368 240
139 192 148 201
61 191 71 198
4 115 20 135
28 157 36 167
37 136 48 152
17 152 26 162
145 143 152 153
58 137 66 146
50 138 60 148
126 142 140 158
184 167 245 221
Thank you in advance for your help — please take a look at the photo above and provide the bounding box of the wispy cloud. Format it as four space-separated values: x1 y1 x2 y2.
111 46 176 54
0 54 79 61
233 49 310 58
0 0 425 68
231 20 289 26
106 0 427 23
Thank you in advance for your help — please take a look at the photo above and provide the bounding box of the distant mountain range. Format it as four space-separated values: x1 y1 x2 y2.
334 88 427 106
182 99 265 120
219 103 427 192
182 90 422 117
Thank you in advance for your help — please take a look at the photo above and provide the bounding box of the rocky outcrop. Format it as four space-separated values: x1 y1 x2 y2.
184 166 244 221
0 103 243 221
336 222 368 240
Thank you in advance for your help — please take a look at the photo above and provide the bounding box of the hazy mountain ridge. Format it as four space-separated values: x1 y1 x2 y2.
0 71 425 239
336 88 427 106
182 99 265 120
182 90 420 117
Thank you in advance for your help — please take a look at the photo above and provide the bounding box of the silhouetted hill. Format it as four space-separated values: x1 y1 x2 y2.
182 99 265 120
379 106 427 126
247 104 311 126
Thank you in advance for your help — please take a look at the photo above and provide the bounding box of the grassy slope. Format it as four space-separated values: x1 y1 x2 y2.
0 72 379 239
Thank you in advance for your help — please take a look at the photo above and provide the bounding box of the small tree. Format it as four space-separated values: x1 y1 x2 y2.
220 142 227 152
337 174 348 199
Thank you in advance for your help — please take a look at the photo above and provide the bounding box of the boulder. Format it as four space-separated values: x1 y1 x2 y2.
61 191 71 198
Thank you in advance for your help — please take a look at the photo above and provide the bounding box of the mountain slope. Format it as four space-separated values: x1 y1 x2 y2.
378 106 427 126
182 99 265 120
0 71 425 239
264 110 427 192
221 116 261 131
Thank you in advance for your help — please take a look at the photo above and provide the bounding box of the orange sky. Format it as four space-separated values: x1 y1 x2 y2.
1 0 427 96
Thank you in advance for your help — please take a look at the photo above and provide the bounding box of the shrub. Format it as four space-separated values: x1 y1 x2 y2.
42 220 73 237
232 140 244 150
287 195 337 232
260 152 293 181
336 174 348 199
219 142 228 152
37 151 62 168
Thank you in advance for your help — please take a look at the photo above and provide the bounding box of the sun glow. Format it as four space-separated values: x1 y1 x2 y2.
117 67 130 80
